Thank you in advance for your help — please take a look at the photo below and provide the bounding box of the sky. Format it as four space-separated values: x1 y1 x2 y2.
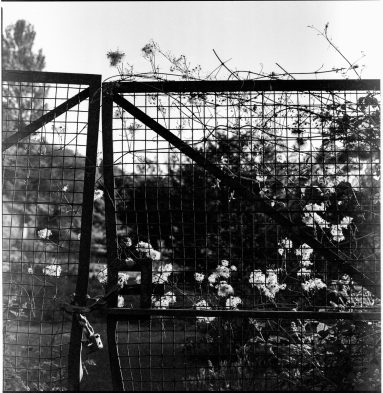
2 1 382 80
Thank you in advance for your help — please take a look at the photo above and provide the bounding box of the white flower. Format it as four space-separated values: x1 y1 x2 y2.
135 274 141 284
153 298 170 309
117 295 124 308
77 234 81 240
225 296 242 309
249 270 266 288
164 291 177 304
208 273 218 286
27 267 33 275
280 237 292 249
94 189 104 201
230 265 237 272
124 257 135 266
221 259 229 267
302 204 329 229
340 216 353 228
62 185 69 192
302 278 327 292
295 244 314 267
249 269 286 299
98 269 108 285
194 272 205 283
215 265 230 279
37 228 52 240
217 282 234 297
136 241 161 260
278 248 285 256
330 225 345 242
43 265 61 277
297 268 312 279
118 272 130 287
152 263 172 284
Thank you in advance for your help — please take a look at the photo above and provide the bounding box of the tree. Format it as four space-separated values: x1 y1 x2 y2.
2 19 45 71
2 19 46 135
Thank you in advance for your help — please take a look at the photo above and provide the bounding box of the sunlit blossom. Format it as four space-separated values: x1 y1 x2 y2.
208 273 218 286
136 241 161 260
164 291 177 305
27 267 33 275
98 270 108 285
221 259 229 267
297 267 312 279
225 296 242 309
217 282 234 297
118 272 130 288
43 265 61 277
302 278 327 292
330 225 345 242
194 272 205 283
94 189 104 201
37 228 52 240
152 263 172 284
216 265 231 279
117 295 124 308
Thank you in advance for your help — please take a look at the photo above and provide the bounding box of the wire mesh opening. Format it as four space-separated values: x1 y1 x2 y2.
2 73 98 391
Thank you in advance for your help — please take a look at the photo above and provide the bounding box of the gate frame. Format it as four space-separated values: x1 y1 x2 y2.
2 70 102 391
101 78 380 390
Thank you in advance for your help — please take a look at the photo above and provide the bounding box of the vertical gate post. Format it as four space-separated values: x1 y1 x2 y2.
67 75 101 390
102 87 125 391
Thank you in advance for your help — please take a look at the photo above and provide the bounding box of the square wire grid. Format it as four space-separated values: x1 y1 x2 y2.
2 77 93 391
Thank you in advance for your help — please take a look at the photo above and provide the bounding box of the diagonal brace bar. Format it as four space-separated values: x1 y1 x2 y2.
113 93 379 298
2 87 90 151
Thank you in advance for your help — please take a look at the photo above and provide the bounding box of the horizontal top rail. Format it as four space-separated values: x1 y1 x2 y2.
3 70 102 85
111 79 380 93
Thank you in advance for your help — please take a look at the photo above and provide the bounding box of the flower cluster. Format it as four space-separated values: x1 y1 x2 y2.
295 243 314 267
94 189 104 201
136 241 161 260
152 291 177 309
43 265 61 277
152 262 173 284
278 237 293 256
301 278 327 292
117 295 125 308
302 203 329 229
330 216 353 242
117 272 130 288
97 269 108 285
225 296 242 310
203 260 237 287
37 228 52 240
249 269 286 299
194 272 205 283
297 267 312 279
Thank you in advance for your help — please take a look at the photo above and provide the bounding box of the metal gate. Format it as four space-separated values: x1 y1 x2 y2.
101 80 380 391
2 70 101 390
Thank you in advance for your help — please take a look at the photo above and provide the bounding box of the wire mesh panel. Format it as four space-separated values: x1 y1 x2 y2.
110 314 380 391
102 80 380 391
2 71 100 391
